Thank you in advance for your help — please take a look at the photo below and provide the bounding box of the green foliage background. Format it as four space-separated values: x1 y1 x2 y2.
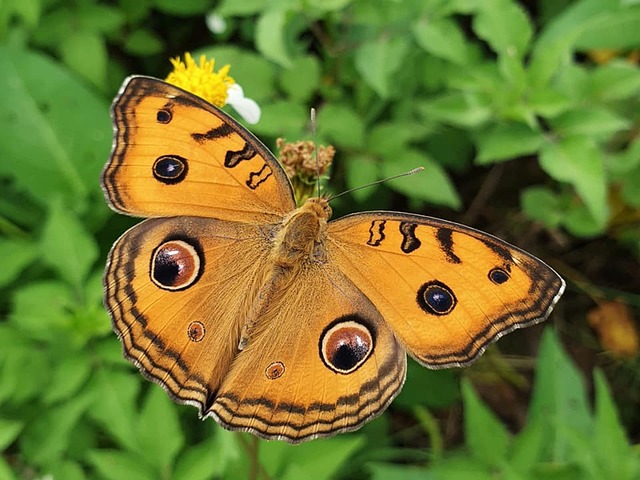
1 0 640 478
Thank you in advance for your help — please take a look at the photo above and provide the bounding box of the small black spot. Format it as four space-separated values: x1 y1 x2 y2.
157 109 172 123
489 268 510 284
417 281 457 315
153 155 188 184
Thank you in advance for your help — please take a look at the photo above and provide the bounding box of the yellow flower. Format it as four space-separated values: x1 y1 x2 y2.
166 52 234 108
165 52 261 124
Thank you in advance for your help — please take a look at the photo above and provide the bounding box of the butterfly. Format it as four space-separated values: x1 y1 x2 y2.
101 76 565 443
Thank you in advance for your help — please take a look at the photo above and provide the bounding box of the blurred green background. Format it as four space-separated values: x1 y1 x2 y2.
1 0 640 478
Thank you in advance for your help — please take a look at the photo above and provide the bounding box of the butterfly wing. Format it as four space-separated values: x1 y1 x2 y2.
327 212 565 368
101 76 296 221
104 216 274 408
105 215 406 443
207 260 407 443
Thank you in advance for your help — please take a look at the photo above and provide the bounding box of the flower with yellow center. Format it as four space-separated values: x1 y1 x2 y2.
166 52 261 124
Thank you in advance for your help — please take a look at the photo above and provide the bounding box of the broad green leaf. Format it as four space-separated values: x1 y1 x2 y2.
0 47 110 208
279 56 321 102
550 106 630 138
475 123 544 164
216 0 267 16
539 137 608 228
307 0 353 11
317 103 365 148
0 239 37 287
249 101 307 140
0 344 50 404
136 385 185 468
575 8 640 49
43 351 92 404
420 93 492 128
621 167 640 208
421 455 495 480
153 0 211 15
526 328 592 462
509 419 546 473
381 150 461 209
462 379 510 467
75 4 125 34
86 369 141 452
344 154 379 202
20 391 93 466
369 463 427 480
354 36 409 98
528 88 572 118
395 360 458 409
41 201 98 289
47 460 87 480
173 431 240 480
276 436 365 480
520 187 564 229
60 30 108 90
563 203 607 237
0 457 16 480
88 450 156 480
368 122 430 157
0 418 23 451
201 46 277 102
592 370 639 480
473 0 532 57
123 29 165 56
10 281 74 340
588 61 640 101
256 10 293 68
412 17 471 65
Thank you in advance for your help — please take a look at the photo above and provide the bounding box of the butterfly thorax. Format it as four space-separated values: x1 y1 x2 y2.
271 196 332 270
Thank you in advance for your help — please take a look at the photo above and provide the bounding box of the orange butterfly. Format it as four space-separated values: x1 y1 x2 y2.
102 76 565 443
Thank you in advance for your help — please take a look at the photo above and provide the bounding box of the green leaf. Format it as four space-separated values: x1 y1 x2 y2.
473 0 532 58
88 450 157 480
550 106 630 138
526 328 592 462
60 30 108 90
381 150 461 209
0 456 16 480
412 17 471 65
588 61 640 101
475 123 545 164
620 166 640 208
575 8 640 50
123 29 165 56
40 201 98 289
592 370 639 480
539 136 608 228
10 281 74 340
520 186 564 229
344 154 379 202
420 93 492 128
563 203 607 238
216 0 266 16
20 391 93 466
354 36 409 98
0 418 24 451
317 103 365 148
173 431 240 480
153 0 211 15
136 386 185 468
86 369 141 452
369 463 428 480
0 239 37 287
0 46 111 208
395 360 458 409
279 56 321 102
509 419 546 473
256 10 293 68
0 344 50 404
43 351 92 404
462 379 510 467
47 460 87 480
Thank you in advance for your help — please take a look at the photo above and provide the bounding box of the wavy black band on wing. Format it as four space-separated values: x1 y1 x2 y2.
104 228 211 406
209 345 405 442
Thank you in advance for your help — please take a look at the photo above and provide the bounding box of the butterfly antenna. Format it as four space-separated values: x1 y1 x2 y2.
310 108 320 197
331 167 424 201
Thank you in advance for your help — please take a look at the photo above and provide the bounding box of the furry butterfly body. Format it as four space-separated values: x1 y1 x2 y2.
102 76 565 443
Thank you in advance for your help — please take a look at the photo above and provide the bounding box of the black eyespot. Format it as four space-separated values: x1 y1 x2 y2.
150 239 203 291
319 316 374 374
153 155 188 184
417 281 457 315
157 109 172 123
489 268 510 285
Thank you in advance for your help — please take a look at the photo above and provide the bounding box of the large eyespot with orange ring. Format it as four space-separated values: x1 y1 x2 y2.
150 237 204 291
319 315 375 375
153 155 188 184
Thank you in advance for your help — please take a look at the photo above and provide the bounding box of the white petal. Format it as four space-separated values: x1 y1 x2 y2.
205 12 227 34
227 84 261 124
